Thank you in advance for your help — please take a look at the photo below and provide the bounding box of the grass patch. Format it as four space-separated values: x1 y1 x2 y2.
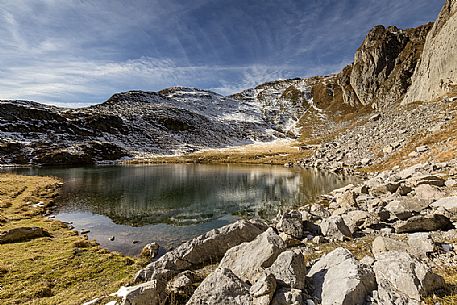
128 141 312 165
0 174 142 305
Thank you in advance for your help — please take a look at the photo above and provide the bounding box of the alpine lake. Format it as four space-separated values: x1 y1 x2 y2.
9 164 357 255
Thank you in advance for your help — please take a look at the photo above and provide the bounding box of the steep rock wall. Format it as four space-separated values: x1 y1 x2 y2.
403 0 457 103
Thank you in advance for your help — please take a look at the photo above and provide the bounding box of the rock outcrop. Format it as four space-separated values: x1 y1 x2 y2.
403 0 457 103
349 23 432 109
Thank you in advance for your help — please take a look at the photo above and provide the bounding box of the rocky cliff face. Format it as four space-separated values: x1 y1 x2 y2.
403 0 457 103
342 24 432 109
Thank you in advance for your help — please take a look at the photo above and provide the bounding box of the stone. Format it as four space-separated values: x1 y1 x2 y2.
395 214 454 233
407 233 435 259
271 288 303 305
360 256 375 267
396 184 412 196
0 227 50 244
278 232 302 247
409 175 446 187
415 146 429 153
414 184 445 201
373 251 445 304
336 191 358 209
277 211 304 239
250 272 277 305
341 210 370 234
268 250 306 290
309 204 331 219
167 270 198 295
116 280 166 305
446 179 457 187
396 164 426 180
385 199 432 220
372 236 408 257
312 236 328 244
320 216 352 241
140 242 160 260
219 227 286 284
186 268 252 305
383 146 393 154
431 196 457 213
308 248 376 305
135 220 264 283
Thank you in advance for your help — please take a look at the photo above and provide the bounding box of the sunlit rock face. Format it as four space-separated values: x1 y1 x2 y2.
403 0 457 104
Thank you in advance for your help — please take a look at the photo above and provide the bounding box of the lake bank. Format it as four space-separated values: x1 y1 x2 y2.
0 174 142 305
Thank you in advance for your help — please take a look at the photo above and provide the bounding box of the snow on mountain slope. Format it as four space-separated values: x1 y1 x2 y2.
0 88 293 165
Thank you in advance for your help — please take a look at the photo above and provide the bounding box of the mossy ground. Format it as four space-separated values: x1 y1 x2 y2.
0 174 142 305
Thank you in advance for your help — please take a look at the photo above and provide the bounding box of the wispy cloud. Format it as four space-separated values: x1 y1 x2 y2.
0 0 444 106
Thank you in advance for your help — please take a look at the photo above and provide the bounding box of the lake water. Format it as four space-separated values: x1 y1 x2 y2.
11 164 356 255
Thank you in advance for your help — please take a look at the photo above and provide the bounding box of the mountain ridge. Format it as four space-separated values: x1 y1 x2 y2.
1 1 456 166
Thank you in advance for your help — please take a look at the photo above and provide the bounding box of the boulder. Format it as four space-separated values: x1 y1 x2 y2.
385 199 432 220
395 214 454 233
268 250 306 290
0 227 50 244
167 270 198 295
277 211 304 239
250 272 277 305
414 184 445 201
396 164 425 180
308 248 376 305
320 216 352 241
445 179 457 187
373 251 445 304
372 236 408 256
336 191 358 209
271 288 304 305
135 220 265 282
396 184 413 196
116 280 166 305
186 268 252 305
341 210 370 234
407 233 435 259
309 204 331 219
431 196 457 213
219 228 286 284
409 175 445 187
140 242 160 260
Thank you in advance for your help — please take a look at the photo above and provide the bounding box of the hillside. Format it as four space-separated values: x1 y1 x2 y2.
0 1 456 168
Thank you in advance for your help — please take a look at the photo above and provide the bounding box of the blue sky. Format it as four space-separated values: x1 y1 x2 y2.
0 0 444 107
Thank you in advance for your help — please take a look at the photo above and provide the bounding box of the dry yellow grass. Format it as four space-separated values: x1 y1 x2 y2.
128 140 312 165
0 174 141 305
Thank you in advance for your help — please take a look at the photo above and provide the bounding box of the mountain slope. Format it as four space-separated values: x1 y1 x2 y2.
0 89 291 165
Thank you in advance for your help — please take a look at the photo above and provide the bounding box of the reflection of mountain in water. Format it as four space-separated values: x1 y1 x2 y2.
20 165 356 226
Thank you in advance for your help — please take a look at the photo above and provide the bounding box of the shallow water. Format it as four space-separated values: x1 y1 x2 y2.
11 164 357 255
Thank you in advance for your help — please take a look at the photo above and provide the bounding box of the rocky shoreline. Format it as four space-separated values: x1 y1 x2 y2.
82 158 457 305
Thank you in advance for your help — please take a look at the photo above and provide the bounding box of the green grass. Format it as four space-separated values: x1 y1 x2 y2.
0 174 142 305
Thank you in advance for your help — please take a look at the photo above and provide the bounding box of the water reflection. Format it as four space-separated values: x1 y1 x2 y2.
12 164 356 255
